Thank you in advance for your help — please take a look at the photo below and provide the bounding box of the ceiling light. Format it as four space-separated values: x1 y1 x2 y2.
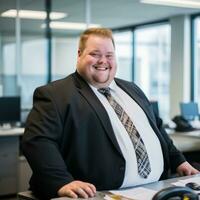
140 0 200 9
41 22 101 30
1 9 67 20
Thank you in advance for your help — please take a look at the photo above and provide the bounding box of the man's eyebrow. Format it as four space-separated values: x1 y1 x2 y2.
107 51 114 54
89 50 114 54
90 50 100 53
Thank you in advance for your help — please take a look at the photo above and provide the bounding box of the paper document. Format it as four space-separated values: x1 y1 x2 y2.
172 176 200 186
106 187 157 200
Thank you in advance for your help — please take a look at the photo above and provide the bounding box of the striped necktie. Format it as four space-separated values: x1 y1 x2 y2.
98 87 151 178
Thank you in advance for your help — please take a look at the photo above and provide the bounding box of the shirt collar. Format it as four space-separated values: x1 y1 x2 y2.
89 80 117 92
109 80 117 92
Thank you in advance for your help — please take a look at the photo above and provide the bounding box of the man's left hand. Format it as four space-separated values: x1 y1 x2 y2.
176 161 199 176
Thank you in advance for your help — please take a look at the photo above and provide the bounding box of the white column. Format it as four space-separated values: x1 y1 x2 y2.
170 15 191 118
85 0 91 28
16 0 22 93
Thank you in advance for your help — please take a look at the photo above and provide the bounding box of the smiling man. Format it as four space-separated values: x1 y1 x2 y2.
77 33 116 88
22 28 198 200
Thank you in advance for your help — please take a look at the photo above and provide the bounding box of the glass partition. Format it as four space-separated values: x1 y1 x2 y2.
134 24 171 121
0 0 17 96
193 17 200 107
114 31 133 81
51 0 85 81
0 0 47 124
20 1 47 109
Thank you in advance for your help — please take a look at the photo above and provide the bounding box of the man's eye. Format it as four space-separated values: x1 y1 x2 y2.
90 53 101 58
106 55 114 59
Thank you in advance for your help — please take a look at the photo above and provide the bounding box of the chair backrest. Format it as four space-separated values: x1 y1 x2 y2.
17 191 38 200
180 102 199 121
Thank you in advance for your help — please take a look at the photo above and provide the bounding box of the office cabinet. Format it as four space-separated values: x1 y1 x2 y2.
0 136 19 195
18 156 32 192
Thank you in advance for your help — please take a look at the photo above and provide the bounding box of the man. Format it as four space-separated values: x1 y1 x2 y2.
22 28 198 199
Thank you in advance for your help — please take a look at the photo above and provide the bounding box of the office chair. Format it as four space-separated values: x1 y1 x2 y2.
17 191 38 200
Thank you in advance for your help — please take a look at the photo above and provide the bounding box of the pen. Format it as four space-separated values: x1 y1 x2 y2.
106 194 135 200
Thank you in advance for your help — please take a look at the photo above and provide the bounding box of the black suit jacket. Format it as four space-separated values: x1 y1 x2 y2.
22 71 185 199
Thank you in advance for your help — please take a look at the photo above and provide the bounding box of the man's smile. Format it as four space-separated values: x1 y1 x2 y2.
93 65 110 71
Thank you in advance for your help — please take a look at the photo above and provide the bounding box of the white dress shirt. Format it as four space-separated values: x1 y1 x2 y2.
90 80 164 188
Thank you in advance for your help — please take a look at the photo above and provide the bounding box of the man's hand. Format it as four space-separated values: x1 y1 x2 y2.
57 180 96 198
176 161 199 176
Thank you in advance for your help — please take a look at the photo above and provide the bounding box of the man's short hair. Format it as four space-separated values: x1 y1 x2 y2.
78 27 115 52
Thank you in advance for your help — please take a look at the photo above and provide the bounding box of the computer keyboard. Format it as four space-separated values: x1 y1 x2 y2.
181 129 200 137
190 120 200 129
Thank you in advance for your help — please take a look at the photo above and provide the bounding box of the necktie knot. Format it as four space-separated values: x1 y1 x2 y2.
98 87 111 98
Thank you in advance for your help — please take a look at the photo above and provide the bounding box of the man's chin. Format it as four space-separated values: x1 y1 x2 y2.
92 79 111 88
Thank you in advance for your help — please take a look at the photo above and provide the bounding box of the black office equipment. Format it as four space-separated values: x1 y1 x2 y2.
152 186 198 200
180 102 199 121
186 182 200 191
0 96 21 126
172 115 195 132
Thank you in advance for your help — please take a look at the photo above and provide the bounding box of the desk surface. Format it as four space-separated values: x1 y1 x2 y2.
168 130 200 152
0 127 24 136
50 174 200 200
18 175 200 200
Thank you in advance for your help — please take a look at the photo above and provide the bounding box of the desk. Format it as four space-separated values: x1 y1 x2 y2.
51 175 200 200
168 130 200 152
0 127 24 136
17 175 199 200
0 128 24 195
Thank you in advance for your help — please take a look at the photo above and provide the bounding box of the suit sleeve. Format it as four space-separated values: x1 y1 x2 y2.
21 86 74 199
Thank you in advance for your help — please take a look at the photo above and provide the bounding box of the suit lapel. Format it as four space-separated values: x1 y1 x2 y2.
115 78 150 115
73 72 123 156
115 79 161 135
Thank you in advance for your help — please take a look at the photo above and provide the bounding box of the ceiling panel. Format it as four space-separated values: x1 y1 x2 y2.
0 0 199 35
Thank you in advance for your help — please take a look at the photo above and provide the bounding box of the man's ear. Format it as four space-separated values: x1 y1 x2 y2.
78 49 82 57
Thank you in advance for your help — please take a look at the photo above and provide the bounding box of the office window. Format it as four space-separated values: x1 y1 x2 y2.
51 37 78 81
114 31 133 81
0 0 17 97
2 41 18 96
19 1 47 110
0 0 47 126
21 38 47 109
51 0 85 81
193 17 200 106
134 24 171 121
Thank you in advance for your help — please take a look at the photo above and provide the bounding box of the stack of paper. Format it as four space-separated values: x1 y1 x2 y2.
105 187 157 200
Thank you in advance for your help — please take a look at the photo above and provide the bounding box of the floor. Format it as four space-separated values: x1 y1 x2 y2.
0 198 17 200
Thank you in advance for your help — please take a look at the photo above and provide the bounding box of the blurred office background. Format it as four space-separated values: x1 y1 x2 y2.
0 0 200 198
0 0 199 124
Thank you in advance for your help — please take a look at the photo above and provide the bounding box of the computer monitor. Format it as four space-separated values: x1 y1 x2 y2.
180 102 199 121
0 96 21 125
150 101 159 117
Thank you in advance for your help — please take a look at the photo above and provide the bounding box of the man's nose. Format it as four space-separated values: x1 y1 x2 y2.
98 55 107 63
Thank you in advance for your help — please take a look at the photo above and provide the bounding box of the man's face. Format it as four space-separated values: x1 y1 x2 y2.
77 35 117 88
